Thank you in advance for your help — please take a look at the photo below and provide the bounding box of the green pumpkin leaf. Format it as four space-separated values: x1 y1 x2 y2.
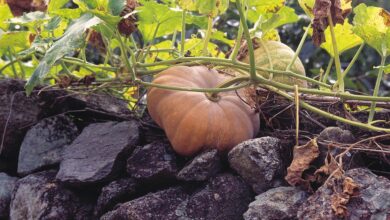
48 0 69 12
137 1 182 42
297 0 315 17
0 31 30 53
8 11 50 29
108 0 126 16
308 19 363 57
195 0 229 17
0 3 13 31
25 14 102 95
353 3 390 56
177 0 197 11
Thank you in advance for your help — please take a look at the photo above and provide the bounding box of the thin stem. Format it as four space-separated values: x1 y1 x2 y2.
322 57 334 83
208 76 251 98
6 48 18 78
116 34 136 81
286 22 312 71
140 23 161 62
181 9 186 56
130 35 138 50
341 43 365 79
62 57 118 72
171 30 177 48
368 54 387 122
229 24 243 61
328 16 344 92
235 0 257 81
202 16 214 56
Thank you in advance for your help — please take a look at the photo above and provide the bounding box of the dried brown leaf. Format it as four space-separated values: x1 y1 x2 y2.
380 9 390 27
315 152 342 180
312 0 351 46
285 138 320 189
331 193 349 217
342 177 359 196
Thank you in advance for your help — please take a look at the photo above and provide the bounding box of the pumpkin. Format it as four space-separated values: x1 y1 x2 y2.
241 40 307 87
147 66 260 156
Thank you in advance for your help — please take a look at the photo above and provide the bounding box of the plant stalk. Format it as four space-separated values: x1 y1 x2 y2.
181 9 186 56
328 16 344 92
286 22 312 71
202 16 214 56
368 54 387 122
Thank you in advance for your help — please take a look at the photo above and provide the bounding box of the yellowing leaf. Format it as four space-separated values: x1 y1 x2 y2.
353 3 390 56
0 3 13 31
309 19 363 57
178 37 224 58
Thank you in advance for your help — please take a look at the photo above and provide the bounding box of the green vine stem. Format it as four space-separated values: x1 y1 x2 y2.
229 24 243 61
202 15 214 56
136 79 251 93
6 47 18 79
207 76 251 99
116 34 136 81
339 43 365 81
181 9 186 56
265 85 390 133
286 22 312 72
328 16 344 92
368 53 387 122
62 57 118 72
235 0 256 81
322 57 334 83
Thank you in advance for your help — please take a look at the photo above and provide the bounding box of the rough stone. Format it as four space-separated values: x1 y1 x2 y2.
297 168 390 219
176 173 253 220
228 137 285 194
56 121 139 186
0 173 18 219
177 149 222 181
0 79 42 172
9 170 93 220
126 141 179 183
244 187 308 220
17 115 79 176
100 187 189 220
94 177 139 217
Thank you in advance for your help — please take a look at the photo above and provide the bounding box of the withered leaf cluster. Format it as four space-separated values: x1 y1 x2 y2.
312 0 352 46
118 0 139 37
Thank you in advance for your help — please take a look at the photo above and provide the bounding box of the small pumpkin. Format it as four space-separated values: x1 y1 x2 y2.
147 66 260 156
241 40 307 87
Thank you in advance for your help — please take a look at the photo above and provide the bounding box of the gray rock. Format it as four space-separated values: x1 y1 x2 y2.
17 115 79 176
9 170 93 220
56 121 139 186
297 168 390 219
177 149 222 181
228 137 284 194
100 187 189 220
0 173 18 218
176 173 253 220
94 177 139 217
0 79 42 172
244 187 308 220
317 127 355 144
126 141 179 182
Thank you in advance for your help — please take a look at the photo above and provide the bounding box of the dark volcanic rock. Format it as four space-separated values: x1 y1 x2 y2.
0 173 18 219
297 168 390 219
95 177 139 217
56 121 139 186
244 187 308 220
228 137 285 194
176 173 253 220
0 79 42 172
126 141 179 183
17 115 79 176
9 170 93 220
100 187 189 220
177 149 222 181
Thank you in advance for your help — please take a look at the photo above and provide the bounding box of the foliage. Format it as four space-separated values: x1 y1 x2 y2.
0 0 389 132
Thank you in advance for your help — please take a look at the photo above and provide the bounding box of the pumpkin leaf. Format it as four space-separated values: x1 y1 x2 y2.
0 3 13 31
177 0 197 11
8 11 50 29
26 13 102 95
0 31 30 53
48 0 69 12
195 0 229 17
308 19 363 57
137 1 182 42
108 0 126 16
353 3 390 56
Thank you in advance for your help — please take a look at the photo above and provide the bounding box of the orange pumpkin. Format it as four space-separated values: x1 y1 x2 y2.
147 66 260 156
